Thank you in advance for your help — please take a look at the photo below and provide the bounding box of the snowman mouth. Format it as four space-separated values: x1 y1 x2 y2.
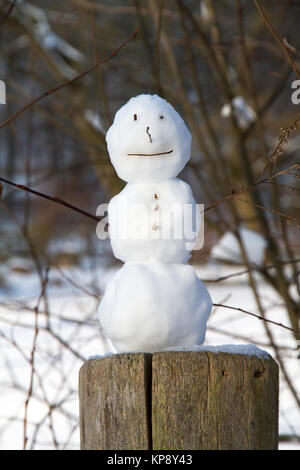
127 150 173 157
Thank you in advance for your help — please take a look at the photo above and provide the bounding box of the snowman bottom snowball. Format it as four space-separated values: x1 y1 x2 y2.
98 259 212 353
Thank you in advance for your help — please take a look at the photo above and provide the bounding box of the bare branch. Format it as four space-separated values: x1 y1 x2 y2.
254 0 300 80
23 268 49 450
0 0 17 27
0 176 101 222
0 28 139 131
213 303 298 333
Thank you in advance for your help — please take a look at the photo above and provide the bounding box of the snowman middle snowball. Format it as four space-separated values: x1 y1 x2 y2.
99 94 212 353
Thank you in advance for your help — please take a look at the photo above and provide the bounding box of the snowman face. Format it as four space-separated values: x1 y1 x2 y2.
106 94 192 183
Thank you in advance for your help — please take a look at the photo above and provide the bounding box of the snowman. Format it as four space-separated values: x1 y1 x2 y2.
98 94 212 353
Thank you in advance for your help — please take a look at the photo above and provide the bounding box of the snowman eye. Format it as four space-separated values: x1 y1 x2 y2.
133 114 137 121
160 115 164 119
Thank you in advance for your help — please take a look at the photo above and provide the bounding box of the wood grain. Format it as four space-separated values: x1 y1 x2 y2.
79 353 152 450
79 351 279 450
152 351 278 450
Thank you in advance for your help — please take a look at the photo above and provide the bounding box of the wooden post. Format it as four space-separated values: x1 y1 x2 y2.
79 351 279 450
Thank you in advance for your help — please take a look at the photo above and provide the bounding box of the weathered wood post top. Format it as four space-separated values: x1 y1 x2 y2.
79 347 279 450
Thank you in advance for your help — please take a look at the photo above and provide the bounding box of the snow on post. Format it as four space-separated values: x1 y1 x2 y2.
79 349 279 450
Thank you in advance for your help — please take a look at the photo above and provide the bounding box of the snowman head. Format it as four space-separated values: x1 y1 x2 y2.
106 94 192 183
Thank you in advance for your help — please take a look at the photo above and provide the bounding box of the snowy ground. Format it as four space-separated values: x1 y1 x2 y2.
0 254 299 450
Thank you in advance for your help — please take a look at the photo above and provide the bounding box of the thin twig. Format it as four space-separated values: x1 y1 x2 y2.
0 176 101 222
213 303 298 333
204 160 300 213
23 268 49 450
236 197 299 226
0 28 139 130
253 0 300 80
258 112 300 178
202 258 300 283
0 0 17 27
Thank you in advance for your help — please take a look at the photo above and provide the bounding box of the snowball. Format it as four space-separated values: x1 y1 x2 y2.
106 94 192 183
108 178 201 263
210 226 267 265
98 258 212 353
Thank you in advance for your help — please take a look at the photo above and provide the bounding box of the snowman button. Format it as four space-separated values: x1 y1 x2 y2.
154 193 158 199
152 223 159 231
154 203 159 211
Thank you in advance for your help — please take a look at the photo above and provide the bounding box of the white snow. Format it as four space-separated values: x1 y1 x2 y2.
14 2 85 80
108 178 200 263
221 96 256 129
90 344 270 358
0 258 299 449
160 343 271 357
98 258 212 352
84 109 105 133
106 94 192 183
210 226 267 265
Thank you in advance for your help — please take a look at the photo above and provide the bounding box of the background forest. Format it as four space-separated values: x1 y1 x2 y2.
0 0 299 449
